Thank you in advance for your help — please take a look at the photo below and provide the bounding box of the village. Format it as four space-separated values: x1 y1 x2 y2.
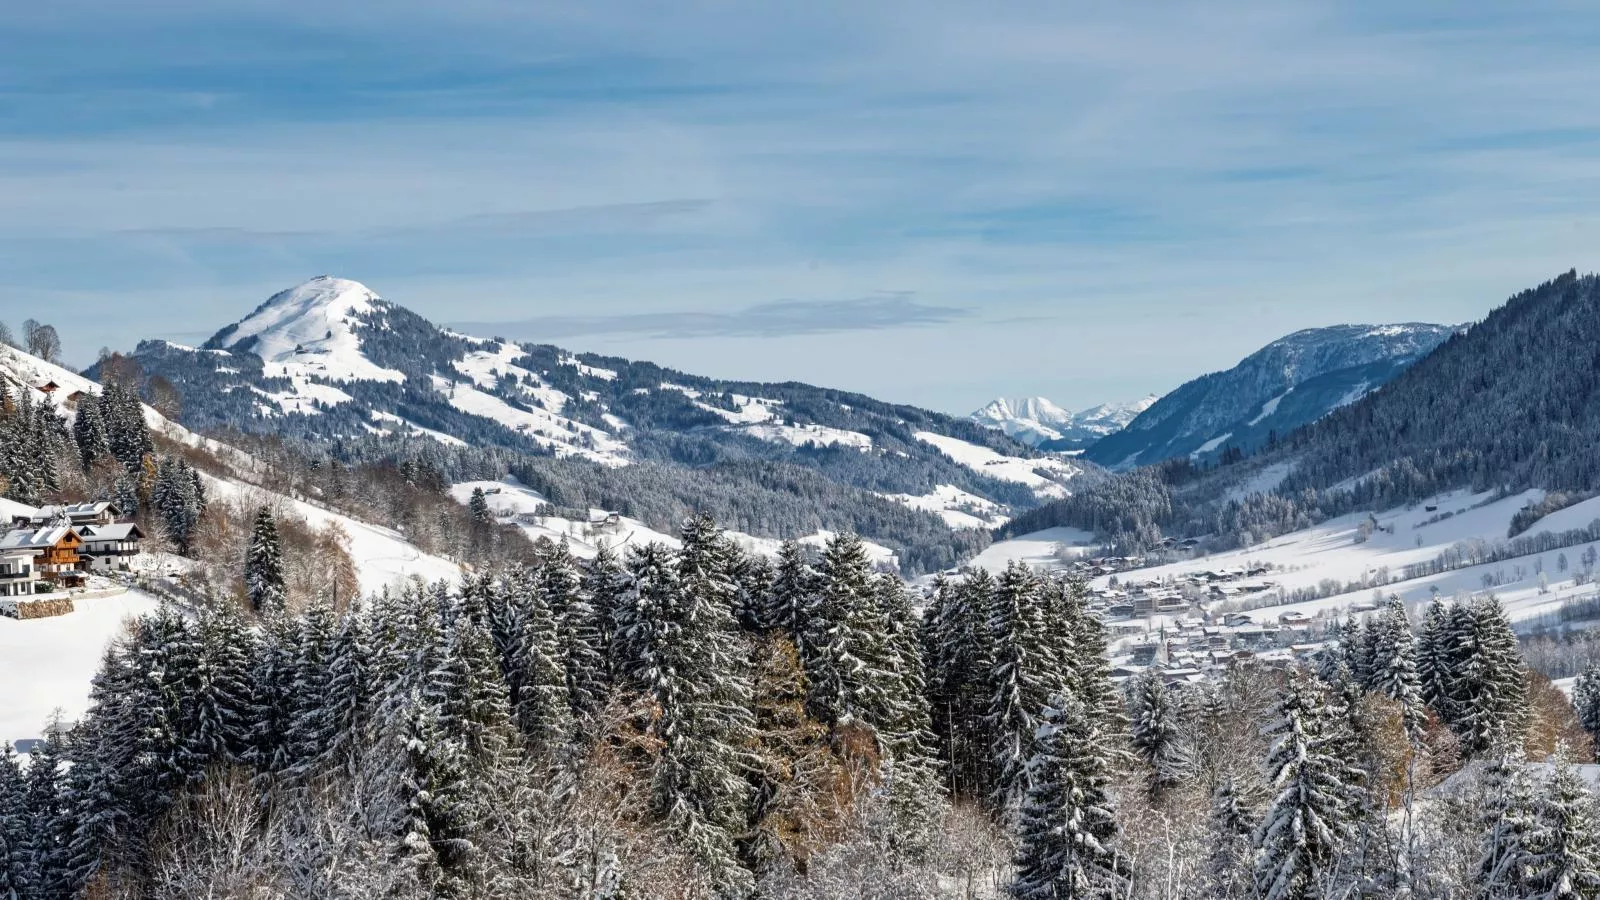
1071 556 1363 686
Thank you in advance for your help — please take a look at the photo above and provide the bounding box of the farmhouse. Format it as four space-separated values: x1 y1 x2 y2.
0 525 84 589
75 523 145 573
0 545 37 597
27 501 123 528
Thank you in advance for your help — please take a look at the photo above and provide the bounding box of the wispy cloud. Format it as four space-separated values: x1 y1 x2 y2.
452 293 969 340
5 2 1600 410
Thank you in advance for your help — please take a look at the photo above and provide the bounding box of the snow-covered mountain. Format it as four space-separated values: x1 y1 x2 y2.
971 395 1156 451
1082 323 1458 470
107 277 1084 571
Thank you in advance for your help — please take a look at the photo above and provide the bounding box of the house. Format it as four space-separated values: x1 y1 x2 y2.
0 526 85 588
0 545 38 597
1222 612 1254 628
35 381 59 394
75 523 144 573
29 501 122 529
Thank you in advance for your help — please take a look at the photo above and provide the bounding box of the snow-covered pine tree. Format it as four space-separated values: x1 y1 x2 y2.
545 541 608 724
0 744 28 900
1477 754 1540 897
1523 755 1600 899
71 391 111 474
245 507 287 613
872 573 944 851
468 487 493 525
1009 693 1129 900
190 603 260 765
244 612 300 776
20 733 71 899
921 568 997 803
1417 597 1453 722
284 600 338 775
1253 670 1363 900
1128 669 1190 795
324 603 371 766
1367 596 1426 738
645 514 758 897
581 542 629 678
986 561 1062 815
1451 596 1527 758
508 567 573 754
766 540 816 643
1205 775 1256 899
803 531 884 729
1573 662 1600 759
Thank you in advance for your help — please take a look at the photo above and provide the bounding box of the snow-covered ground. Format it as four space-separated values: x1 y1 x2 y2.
912 432 1077 499
967 527 1098 573
0 589 162 746
214 276 406 384
981 486 1600 629
431 374 629 466
206 475 462 596
883 484 1009 530
451 479 899 568
741 422 873 451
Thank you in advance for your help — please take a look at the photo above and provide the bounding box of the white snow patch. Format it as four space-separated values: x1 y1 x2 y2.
1190 432 1233 458
913 432 1077 499
0 589 162 745
969 527 1099 573
883 485 1009 530
742 422 872 452
1248 392 1288 426
218 276 407 384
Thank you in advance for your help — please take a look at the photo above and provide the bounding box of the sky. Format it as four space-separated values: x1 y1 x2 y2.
4 2 1600 415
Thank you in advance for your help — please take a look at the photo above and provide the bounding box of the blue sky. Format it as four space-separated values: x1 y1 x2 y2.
4 2 1600 414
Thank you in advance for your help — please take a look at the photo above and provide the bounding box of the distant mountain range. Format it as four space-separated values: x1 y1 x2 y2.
1081 322 1459 470
102 276 1084 573
970 395 1156 451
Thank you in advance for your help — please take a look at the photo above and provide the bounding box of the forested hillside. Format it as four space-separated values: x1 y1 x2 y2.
102 277 1085 574
1009 270 1600 554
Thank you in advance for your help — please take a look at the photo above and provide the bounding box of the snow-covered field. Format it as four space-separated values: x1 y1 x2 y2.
913 432 1077 499
967 526 1099 572
883 484 1009 530
207 475 462 596
0 589 162 746
451 479 899 568
981 486 1600 629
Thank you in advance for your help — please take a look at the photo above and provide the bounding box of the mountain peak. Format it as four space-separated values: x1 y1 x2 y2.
204 276 404 383
971 394 1153 450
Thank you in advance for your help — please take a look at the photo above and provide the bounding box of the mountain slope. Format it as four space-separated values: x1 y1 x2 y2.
970 395 1155 450
1082 323 1456 470
108 277 1085 572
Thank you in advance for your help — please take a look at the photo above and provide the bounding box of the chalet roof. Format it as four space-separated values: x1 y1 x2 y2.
77 523 143 541
31 501 118 522
0 525 78 551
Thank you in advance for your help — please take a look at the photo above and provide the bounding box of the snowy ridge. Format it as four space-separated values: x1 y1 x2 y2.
971 394 1155 449
210 276 405 383
913 431 1078 499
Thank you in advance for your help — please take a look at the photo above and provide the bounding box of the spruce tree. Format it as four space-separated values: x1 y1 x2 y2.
1572 662 1600 759
1253 670 1363 900
766 539 815 644
245 507 287 613
468 487 493 525
923 570 1003 801
1478 754 1540 897
1525 756 1600 900
986 561 1062 815
1451 596 1527 758
1205 775 1256 899
1009 694 1129 900
0 745 27 900
1129 669 1189 795
1417 598 1453 721
1368 596 1425 738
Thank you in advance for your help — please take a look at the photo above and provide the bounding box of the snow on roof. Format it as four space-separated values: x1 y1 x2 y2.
0 525 75 551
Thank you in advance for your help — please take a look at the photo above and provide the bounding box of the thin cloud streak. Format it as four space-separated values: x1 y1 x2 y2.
452 294 970 341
